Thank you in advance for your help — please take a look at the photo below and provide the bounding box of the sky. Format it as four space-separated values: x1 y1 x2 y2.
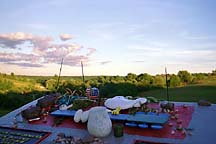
0 0 216 76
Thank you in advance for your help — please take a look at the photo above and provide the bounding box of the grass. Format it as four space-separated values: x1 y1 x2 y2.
0 109 12 117
140 85 216 103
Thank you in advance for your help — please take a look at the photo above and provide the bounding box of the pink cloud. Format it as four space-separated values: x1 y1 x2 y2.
64 55 89 66
0 32 95 68
0 52 42 67
0 32 33 49
7 62 43 67
31 36 53 55
87 48 96 56
60 33 73 41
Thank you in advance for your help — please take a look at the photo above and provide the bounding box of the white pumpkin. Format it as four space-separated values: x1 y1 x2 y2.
87 107 112 137
74 109 83 123
81 110 89 123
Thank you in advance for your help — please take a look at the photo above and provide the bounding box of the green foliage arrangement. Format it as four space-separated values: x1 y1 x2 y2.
70 99 95 110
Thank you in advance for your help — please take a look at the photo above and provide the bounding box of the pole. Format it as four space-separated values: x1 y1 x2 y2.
165 67 169 101
81 61 85 83
56 58 63 91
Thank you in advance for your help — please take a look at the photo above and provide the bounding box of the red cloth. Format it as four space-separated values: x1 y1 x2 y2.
30 104 194 140
123 104 194 139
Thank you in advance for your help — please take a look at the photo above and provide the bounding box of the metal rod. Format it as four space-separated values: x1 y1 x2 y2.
56 58 63 91
165 67 169 101
81 61 85 83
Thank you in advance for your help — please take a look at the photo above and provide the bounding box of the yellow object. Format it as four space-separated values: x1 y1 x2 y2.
112 107 121 115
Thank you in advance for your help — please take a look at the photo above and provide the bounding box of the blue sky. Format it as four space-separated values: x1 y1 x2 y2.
0 0 215 76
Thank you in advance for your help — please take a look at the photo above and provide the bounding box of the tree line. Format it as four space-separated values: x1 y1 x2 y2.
35 69 216 97
0 69 215 110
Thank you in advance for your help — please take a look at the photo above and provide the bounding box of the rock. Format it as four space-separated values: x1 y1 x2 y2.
198 100 211 106
87 106 112 137
21 106 41 120
82 136 94 143
57 133 65 138
81 110 89 123
74 109 83 123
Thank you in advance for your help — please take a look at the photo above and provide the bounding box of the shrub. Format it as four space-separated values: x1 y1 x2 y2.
0 78 13 90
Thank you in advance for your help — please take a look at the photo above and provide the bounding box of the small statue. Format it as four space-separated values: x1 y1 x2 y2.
160 102 174 112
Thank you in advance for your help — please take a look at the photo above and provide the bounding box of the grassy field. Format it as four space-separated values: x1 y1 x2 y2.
140 76 216 103
140 85 216 103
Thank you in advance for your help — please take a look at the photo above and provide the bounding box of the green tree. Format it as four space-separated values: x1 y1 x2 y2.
110 75 125 83
212 69 216 75
152 75 165 88
97 76 106 84
100 82 138 98
137 73 153 84
126 73 137 82
11 72 15 77
177 70 192 83
169 75 181 87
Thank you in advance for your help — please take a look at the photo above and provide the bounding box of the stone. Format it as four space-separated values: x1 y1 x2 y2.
87 106 112 137
74 109 83 123
198 100 211 106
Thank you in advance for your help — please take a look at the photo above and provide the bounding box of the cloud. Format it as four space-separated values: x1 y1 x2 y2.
0 32 95 68
100 61 111 65
0 32 33 48
7 62 43 67
64 55 89 66
31 36 54 55
87 48 96 56
0 52 41 63
47 44 82 58
60 33 73 41
133 60 145 63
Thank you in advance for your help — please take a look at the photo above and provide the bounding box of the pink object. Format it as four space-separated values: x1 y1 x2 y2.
171 116 176 120
168 122 173 127
171 130 175 135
